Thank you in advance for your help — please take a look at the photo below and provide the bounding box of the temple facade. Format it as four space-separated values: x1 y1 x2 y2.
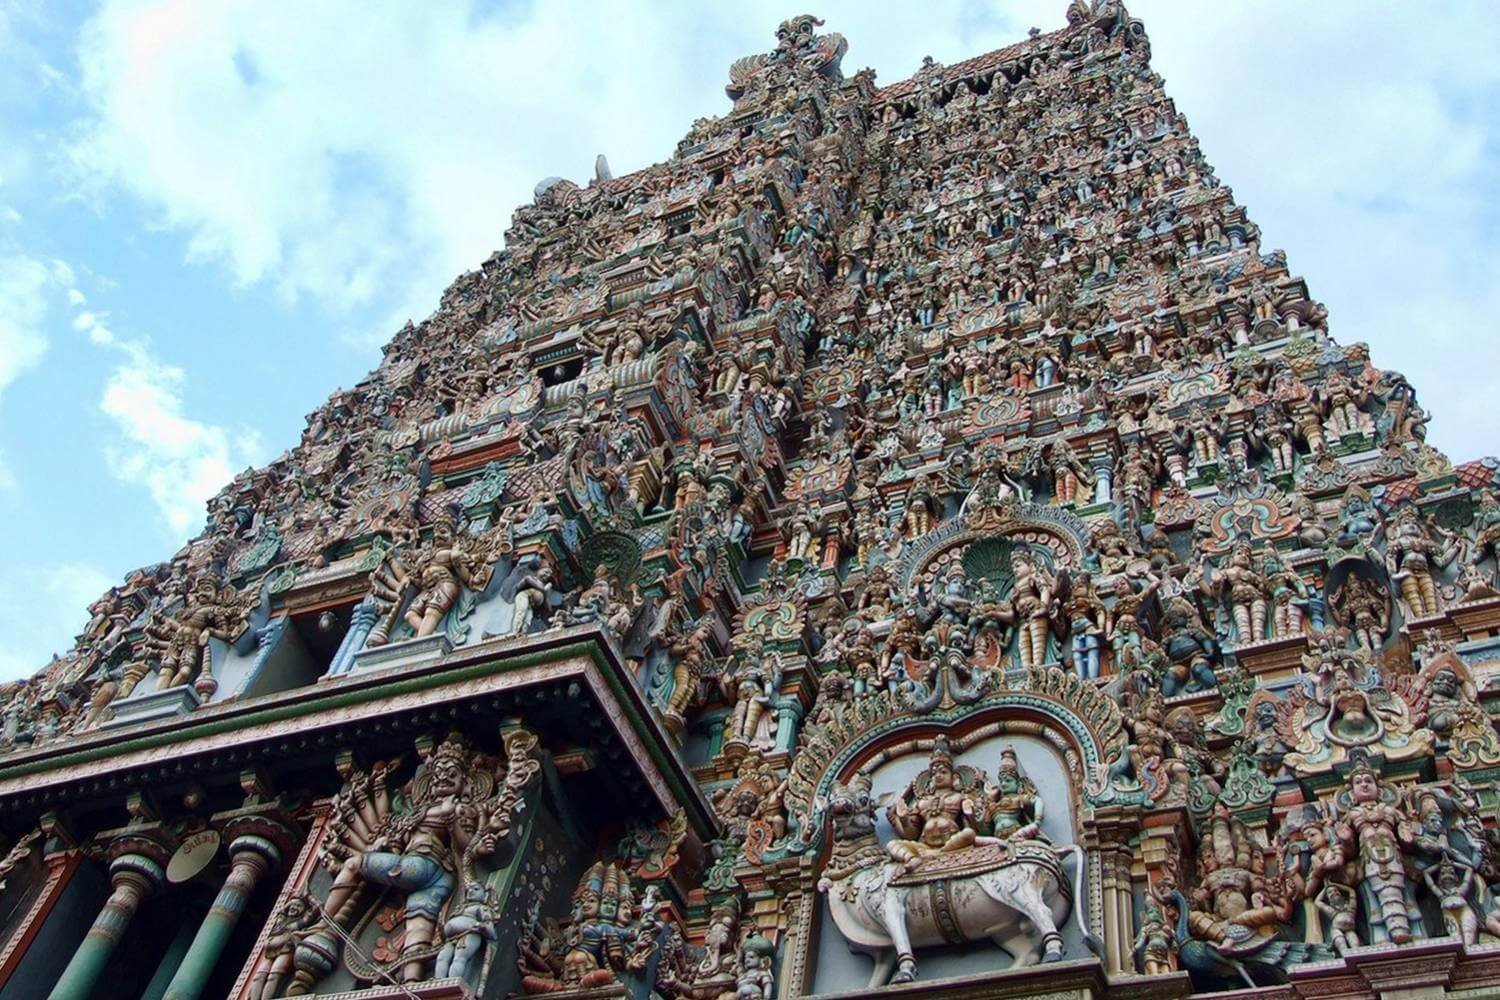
3 4 1500 999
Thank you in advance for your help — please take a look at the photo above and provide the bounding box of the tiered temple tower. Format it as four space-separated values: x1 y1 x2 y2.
3 5 1500 999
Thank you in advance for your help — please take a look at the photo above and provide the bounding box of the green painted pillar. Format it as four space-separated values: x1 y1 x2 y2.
48 853 164 1000
160 835 281 1000
140 907 205 1000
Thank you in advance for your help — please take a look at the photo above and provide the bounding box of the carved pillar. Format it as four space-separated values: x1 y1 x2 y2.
1087 805 1143 976
47 847 166 1000
769 856 818 998
226 805 333 1000
774 696 806 754
1091 455 1114 506
160 829 287 1000
325 596 378 677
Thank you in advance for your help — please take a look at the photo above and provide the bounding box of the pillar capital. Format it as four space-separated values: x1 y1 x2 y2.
105 850 167 896
101 825 174 881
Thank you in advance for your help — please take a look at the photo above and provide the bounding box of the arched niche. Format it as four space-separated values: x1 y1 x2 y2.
890 501 1092 597
779 679 1124 995
784 674 1125 850
807 728 1082 993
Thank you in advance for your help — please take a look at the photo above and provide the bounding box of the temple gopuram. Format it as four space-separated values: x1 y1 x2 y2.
4 4 1500 999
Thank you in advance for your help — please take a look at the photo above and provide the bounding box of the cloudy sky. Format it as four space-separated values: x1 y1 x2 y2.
0 0 1497 679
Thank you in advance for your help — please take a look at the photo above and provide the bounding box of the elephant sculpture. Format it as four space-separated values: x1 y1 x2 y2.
816 771 1096 986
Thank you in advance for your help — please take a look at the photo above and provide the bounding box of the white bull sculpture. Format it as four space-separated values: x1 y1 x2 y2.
816 778 1095 986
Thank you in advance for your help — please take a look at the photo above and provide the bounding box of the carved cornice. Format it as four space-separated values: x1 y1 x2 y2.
0 626 716 844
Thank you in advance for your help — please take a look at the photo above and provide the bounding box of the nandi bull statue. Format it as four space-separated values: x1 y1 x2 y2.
816 738 1096 986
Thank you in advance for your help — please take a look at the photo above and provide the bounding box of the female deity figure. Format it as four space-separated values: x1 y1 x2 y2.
1010 549 1058 670
984 746 1045 840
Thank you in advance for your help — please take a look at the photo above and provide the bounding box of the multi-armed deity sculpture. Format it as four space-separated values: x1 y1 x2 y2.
1 2 1499 998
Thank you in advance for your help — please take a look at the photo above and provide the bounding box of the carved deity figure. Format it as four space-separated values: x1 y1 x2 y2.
1313 884 1360 955
983 746 1045 840
249 892 320 1000
1064 571 1107 680
1332 573 1389 654
1384 505 1453 619
142 573 248 694
434 880 500 981
1009 549 1057 670
1212 539 1268 645
661 618 712 733
903 474 938 538
508 562 556 637
1423 857 1481 945
1048 440 1090 505
369 520 492 645
315 729 541 984
734 936 776 1000
518 865 636 995
722 640 783 750
1133 905 1175 975
885 738 984 866
1333 758 1422 945
1114 693 1189 804
1261 549 1308 639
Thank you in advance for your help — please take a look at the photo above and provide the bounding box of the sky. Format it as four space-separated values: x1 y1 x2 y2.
0 0 1497 680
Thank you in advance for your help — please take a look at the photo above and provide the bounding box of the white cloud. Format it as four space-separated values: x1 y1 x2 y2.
71 306 115 344
0 253 64 396
66 1 1056 344
0 251 72 494
98 339 263 536
0 561 112 681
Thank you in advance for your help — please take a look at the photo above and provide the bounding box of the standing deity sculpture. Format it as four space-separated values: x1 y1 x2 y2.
1063 571 1108 680
722 639 783 750
1210 539 1269 645
1009 549 1058 670
1331 572 1389 654
1333 755 1423 945
141 573 250 695
1383 505 1455 619
367 519 494 646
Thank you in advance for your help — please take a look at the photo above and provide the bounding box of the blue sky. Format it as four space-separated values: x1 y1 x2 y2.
1 0 1498 679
